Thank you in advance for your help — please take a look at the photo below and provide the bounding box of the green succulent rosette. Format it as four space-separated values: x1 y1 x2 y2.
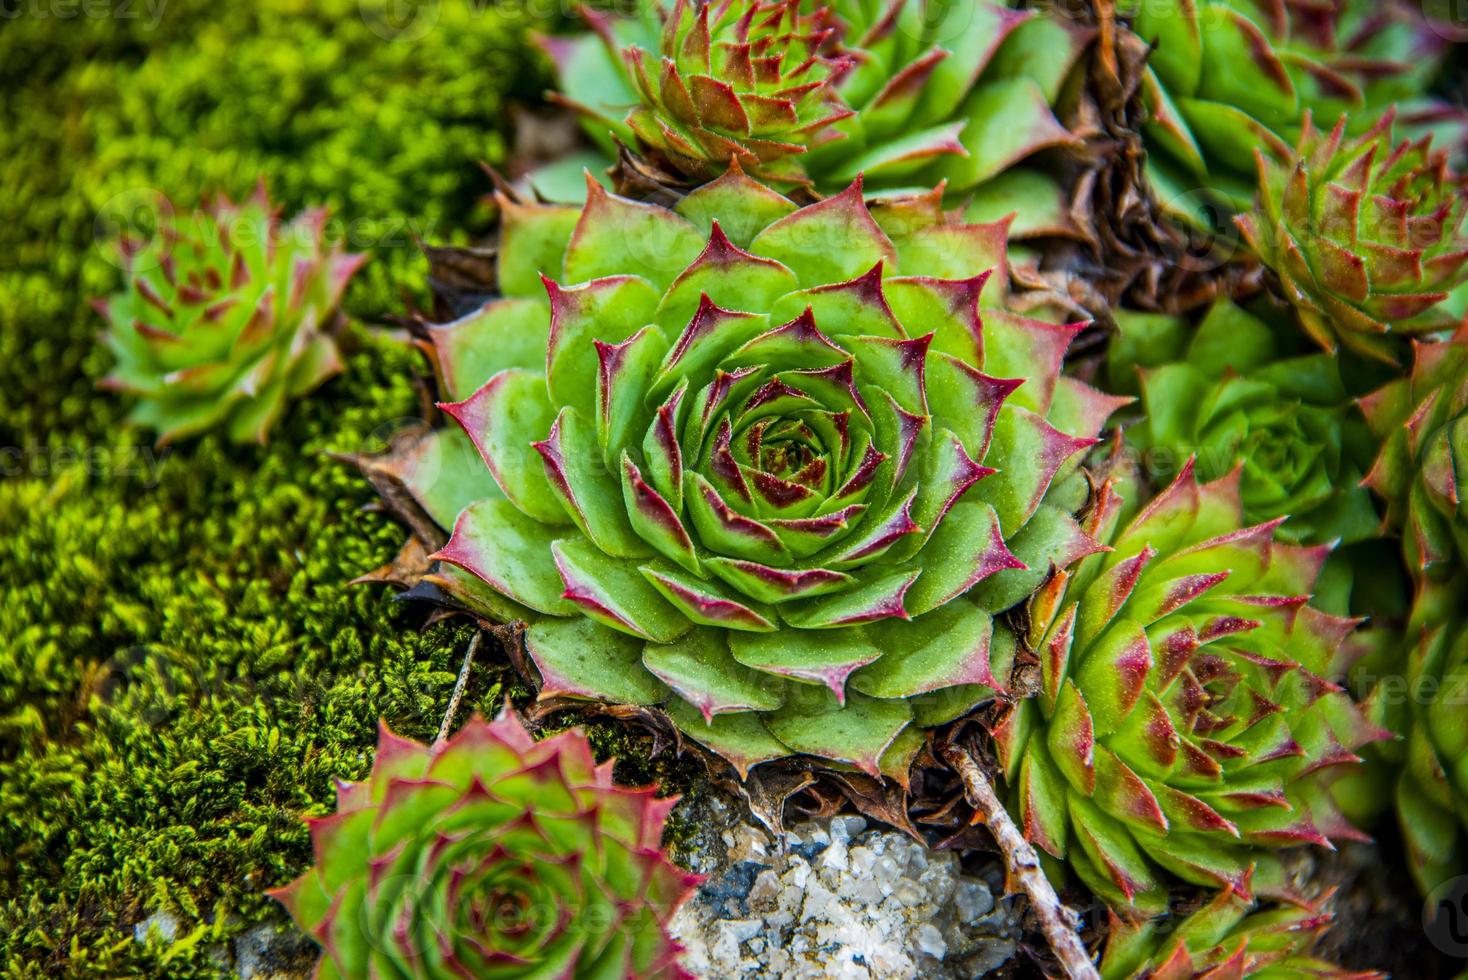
1338 577 1468 899
269 711 699 979
538 0 1088 223
1122 0 1461 215
95 186 365 444
542 0 854 187
995 462 1380 913
1360 324 1468 581
1100 885 1378 979
1112 300 1378 545
379 165 1124 777
1235 112 1468 363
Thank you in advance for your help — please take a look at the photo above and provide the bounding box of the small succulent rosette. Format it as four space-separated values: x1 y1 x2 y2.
995 461 1381 913
1124 0 1462 215
539 0 1088 226
1112 300 1378 545
1236 111 1468 363
269 711 699 979
96 185 365 444
1359 324 1468 580
371 163 1125 779
1100 885 1379 979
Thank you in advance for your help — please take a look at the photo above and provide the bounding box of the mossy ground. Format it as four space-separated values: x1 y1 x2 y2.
0 3 710 976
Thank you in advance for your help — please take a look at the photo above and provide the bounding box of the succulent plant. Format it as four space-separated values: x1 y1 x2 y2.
1100 885 1376 979
1235 112 1468 362
1113 300 1378 545
995 461 1380 913
380 164 1124 777
1123 0 1460 214
1359 324 1468 580
95 185 364 444
539 0 1089 224
544 0 854 187
269 710 699 979
1350 577 1468 897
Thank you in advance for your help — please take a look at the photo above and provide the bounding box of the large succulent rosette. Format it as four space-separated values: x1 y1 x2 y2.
995 462 1379 912
1359 324 1468 580
269 711 698 979
540 0 1089 219
1122 0 1460 214
96 186 364 444
1100 886 1375 979
379 165 1124 777
1114 301 1377 544
1236 112 1468 362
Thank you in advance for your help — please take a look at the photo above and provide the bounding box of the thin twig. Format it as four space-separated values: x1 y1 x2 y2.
436 631 482 744
943 744 1100 980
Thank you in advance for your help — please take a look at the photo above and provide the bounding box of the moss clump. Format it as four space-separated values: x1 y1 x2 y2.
0 331 474 976
0 0 542 447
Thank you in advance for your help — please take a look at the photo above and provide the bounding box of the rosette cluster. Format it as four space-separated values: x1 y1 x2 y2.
269 712 698 979
1236 112 1468 362
384 164 1123 776
996 462 1379 912
542 0 1087 206
1126 0 1458 211
96 186 364 443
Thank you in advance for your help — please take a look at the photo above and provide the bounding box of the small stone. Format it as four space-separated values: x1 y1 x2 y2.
748 869 782 912
916 923 948 960
133 910 180 944
874 855 902 889
892 879 925 907
850 875 883 906
830 815 867 843
818 839 849 877
800 880 836 922
719 918 762 945
849 845 878 876
955 879 994 921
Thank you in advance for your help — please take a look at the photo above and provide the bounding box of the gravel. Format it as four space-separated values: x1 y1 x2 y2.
670 814 1021 978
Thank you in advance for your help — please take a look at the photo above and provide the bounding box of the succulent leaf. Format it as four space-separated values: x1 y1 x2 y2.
1099 885 1380 979
269 711 699 979
97 186 363 443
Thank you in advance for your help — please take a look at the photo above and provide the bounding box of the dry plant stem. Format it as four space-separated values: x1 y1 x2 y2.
436 630 482 744
943 744 1100 980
